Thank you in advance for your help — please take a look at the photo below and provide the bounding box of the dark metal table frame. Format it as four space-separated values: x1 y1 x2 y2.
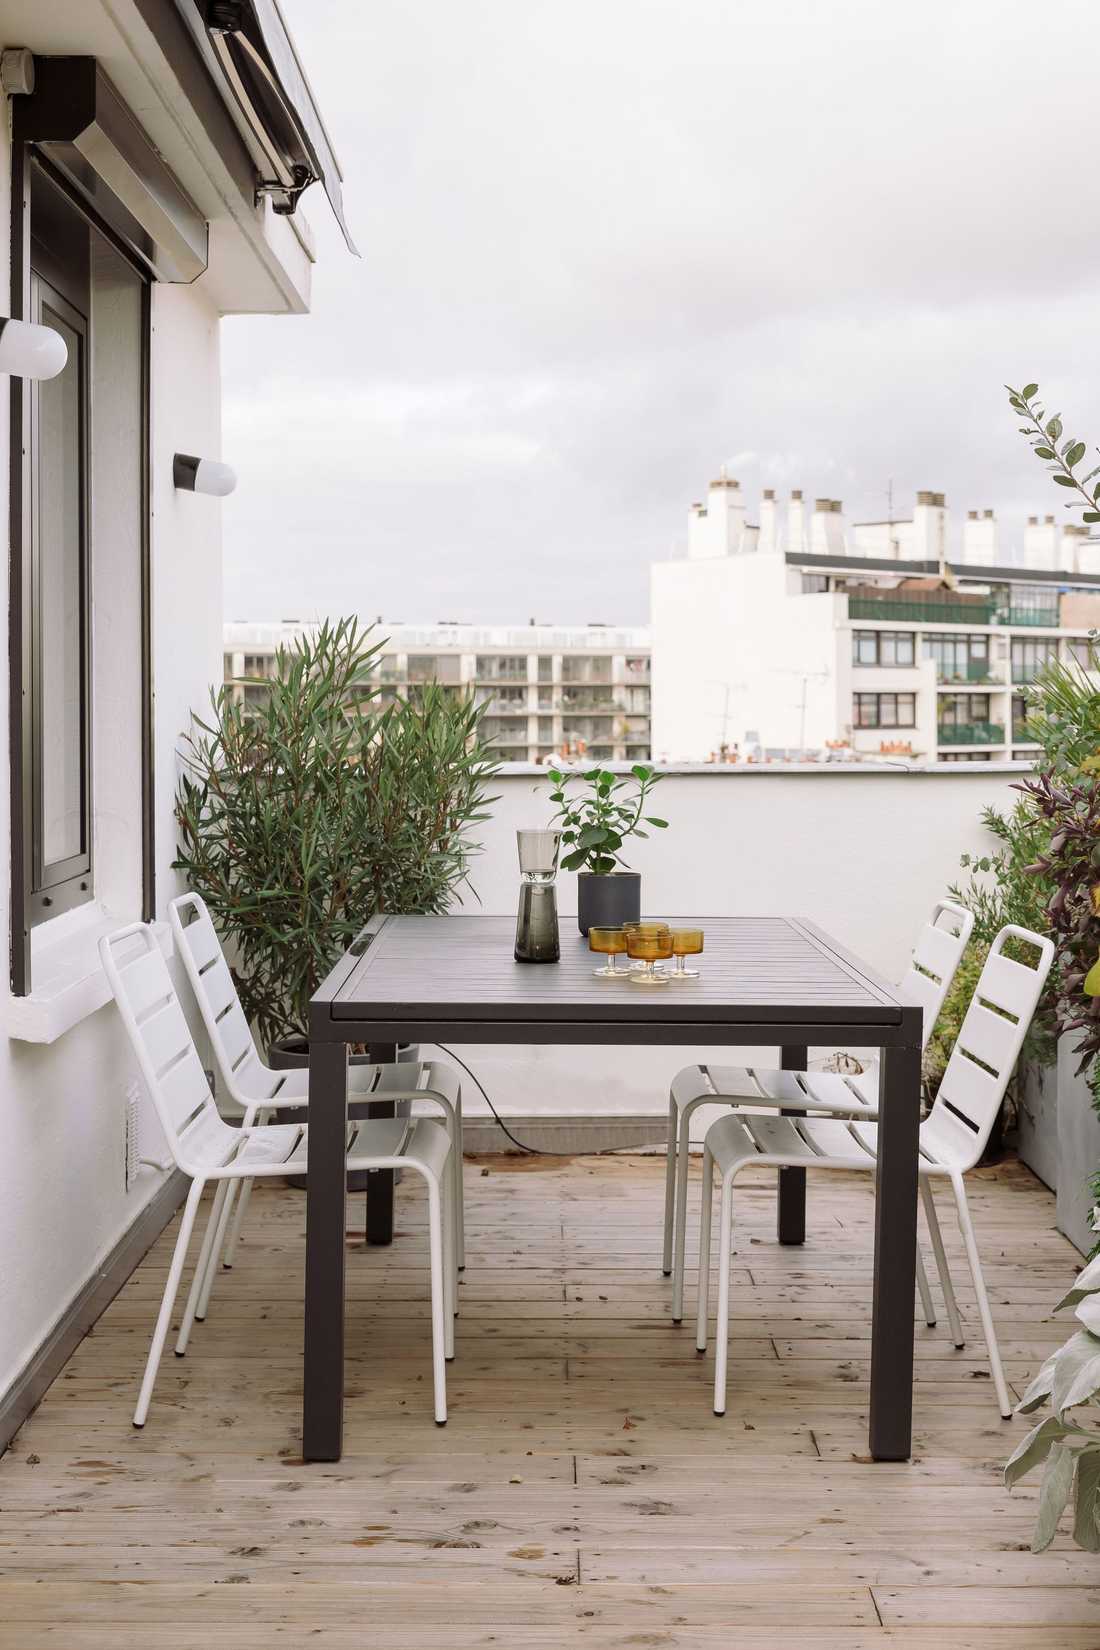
303 915 923 1463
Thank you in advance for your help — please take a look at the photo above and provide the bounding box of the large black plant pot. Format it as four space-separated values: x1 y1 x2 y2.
270 1037 419 1190
577 871 641 936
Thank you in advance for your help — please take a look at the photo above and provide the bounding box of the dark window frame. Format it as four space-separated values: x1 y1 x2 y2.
9 140 153 992
852 691 916 729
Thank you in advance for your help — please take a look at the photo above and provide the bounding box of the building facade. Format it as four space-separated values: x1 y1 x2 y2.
224 621 653 763
0 6 346 1433
654 478 1100 763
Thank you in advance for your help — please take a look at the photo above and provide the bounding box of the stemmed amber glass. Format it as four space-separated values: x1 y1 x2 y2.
626 924 674 984
589 925 628 977
669 927 704 979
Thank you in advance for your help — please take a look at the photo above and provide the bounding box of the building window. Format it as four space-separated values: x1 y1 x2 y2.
1068 636 1098 669
242 653 271 677
938 692 991 728
475 654 527 682
537 655 554 682
922 632 990 681
1011 636 1058 684
14 163 150 950
802 573 829 593
852 692 916 728
852 630 915 667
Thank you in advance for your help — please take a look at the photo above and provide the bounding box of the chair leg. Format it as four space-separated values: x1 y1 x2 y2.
673 1096 705 1322
713 1174 735 1415
135 1178 204 1426
222 1175 254 1269
443 1101 464 1289
915 1245 937 1327
175 1181 228 1356
695 1144 715 1353
950 1172 1011 1418
442 1160 456 1361
921 1177 964 1348
454 1094 466 1272
427 1180 448 1423
195 1179 237 1321
662 1092 679 1275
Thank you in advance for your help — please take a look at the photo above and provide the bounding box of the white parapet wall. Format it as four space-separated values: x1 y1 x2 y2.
440 763 1026 1137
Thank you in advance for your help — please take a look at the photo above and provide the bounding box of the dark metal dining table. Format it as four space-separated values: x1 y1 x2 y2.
303 913 923 1464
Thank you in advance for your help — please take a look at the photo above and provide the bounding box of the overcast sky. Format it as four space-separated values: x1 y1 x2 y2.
220 0 1100 626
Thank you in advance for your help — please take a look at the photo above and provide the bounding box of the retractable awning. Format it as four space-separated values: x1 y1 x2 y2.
195 0 358 254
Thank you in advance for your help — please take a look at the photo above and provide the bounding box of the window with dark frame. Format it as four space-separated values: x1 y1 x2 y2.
851 630 915 666
852 692 916 728
11 154 151 976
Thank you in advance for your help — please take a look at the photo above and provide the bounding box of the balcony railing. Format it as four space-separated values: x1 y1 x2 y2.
1000 606 1061 628
849 596 995 625
936 721 1006 746
936 659 998 685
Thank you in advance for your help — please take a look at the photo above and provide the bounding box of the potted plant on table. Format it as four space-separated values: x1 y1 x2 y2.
546 763 668 934
175 616 498 1068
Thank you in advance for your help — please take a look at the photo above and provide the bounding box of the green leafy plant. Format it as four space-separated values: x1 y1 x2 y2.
1006 382 1100 527
1007 1250 1100 1551
174 617 498 1047
547 764 667 874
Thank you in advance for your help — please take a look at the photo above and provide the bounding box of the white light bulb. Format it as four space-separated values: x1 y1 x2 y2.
0 318 68 380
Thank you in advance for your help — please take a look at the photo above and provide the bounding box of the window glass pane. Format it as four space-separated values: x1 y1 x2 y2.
37 300 85 868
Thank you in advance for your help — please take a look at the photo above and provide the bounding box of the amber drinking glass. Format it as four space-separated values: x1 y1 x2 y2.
589 925 628 977
626 926 674 984
623 920 670 973
670 927 704 978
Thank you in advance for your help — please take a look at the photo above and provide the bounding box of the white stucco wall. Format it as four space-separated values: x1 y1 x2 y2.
429 763 1025 1124
0 184 225 1396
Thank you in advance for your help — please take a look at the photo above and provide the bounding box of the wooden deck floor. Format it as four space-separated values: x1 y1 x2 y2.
2 1151 1099 1647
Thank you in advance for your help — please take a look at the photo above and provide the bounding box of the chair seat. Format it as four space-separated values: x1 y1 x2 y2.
706 1111 878 1177
214 1115 450 1179
672 1062 876 1117
265 1058 461 1110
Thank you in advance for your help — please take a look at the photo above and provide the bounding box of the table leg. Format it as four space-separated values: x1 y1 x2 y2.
365 1041 398 1246
869 1039 922 1461
303 1038 349 1463
777 1043 808 1245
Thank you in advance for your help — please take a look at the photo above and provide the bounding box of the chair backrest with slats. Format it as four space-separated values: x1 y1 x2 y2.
896 900 974 1051
921 923 1053 1171
169 893 282 1108
100 924 237 1175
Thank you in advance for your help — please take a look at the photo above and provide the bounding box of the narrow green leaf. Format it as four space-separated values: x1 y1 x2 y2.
1033 1443 1075 1551
1034 446 1056 460
1067 442 1087 468
1052 474 1077 488
1005 1414 1070 1487
1022 382 1039 399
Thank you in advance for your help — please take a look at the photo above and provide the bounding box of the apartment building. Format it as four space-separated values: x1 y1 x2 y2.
224 621 652 764
652 479 1100 763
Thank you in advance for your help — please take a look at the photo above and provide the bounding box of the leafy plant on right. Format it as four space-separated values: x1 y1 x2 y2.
1007 1251 1100 1551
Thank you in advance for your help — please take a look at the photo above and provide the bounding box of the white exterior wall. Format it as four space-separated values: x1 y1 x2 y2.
0 268 224 1394
0 0 319 1400
437 765 1025 1121
651 551 840 760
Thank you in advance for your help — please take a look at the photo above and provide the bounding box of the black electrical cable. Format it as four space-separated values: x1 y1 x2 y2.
432 1042 641 1159
432 1042 548 1154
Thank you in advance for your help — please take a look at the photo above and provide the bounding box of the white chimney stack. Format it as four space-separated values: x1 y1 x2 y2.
688 473 746 559
962 507 997 564
787 488 805 554
912 491 947 563
1023 514 1059 571
810 498 844 556
758 487 778 552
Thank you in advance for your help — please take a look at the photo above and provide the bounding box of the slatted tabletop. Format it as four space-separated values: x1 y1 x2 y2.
323 914 902 1033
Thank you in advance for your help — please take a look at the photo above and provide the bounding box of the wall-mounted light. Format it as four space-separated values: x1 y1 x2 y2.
0 316 67 380
173 453 237 497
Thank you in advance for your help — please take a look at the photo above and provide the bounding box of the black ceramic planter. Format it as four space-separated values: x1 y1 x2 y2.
577 871 642 936
270 1037 419 1190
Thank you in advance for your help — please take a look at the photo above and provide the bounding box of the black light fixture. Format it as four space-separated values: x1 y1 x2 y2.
0 316 67 379
173 453 238 497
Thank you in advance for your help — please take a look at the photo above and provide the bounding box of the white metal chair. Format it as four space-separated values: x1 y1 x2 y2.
101 922 455 1427
693 923 1053 1419
168 893 465 1278
663 900 974 1322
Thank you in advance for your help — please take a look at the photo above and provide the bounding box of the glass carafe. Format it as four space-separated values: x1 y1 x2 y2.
514 829 561 963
